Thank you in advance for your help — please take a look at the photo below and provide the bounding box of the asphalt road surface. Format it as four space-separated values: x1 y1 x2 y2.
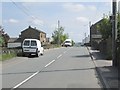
2 46 103 89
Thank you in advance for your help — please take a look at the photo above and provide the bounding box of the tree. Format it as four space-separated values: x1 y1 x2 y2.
117 13 120 42
0 26 5 47
52 26 69 44
0 26 10 47
61 33 69 43
97 18 112 40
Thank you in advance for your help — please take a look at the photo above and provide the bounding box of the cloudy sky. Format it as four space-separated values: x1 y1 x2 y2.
1 0 120 42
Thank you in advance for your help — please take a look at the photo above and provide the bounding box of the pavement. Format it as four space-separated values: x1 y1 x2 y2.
87 46 119 90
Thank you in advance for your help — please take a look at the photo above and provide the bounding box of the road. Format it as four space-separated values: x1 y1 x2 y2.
2 46 103 89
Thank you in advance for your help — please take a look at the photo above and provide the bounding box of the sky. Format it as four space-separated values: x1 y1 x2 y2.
1 0 120 42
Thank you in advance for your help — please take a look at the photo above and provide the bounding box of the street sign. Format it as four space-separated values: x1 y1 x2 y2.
92 35 102 39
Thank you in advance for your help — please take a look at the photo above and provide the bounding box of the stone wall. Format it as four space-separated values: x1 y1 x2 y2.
99 37 112 60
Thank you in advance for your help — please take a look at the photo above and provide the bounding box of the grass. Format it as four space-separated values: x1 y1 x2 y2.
0 53 16 61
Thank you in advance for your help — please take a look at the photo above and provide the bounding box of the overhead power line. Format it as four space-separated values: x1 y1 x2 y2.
10 0 43 26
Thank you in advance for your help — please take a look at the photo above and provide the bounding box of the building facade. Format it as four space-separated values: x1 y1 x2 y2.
20 26 46 45
90 19 103 49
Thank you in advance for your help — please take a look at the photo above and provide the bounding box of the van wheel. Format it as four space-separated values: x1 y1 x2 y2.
36 53 38 57
36 49 39 57
41 53 43 56
22 53 25 57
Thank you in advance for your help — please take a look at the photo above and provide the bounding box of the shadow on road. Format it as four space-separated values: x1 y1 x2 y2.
72 54 90 58
17 52 39 58
1 67 95 75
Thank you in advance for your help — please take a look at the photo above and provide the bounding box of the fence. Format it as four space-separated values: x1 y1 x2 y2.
1 47 22 56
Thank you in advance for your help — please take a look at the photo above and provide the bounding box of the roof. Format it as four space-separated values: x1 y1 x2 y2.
8 38 21 43
23 39 39 41
91 19 104 28
21 26 46 34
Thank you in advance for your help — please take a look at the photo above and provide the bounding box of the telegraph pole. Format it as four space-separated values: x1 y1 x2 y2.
84 33 86 45
58 20 60 45
112 0 117 66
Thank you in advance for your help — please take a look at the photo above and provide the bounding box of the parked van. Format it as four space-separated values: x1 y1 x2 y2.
22 39 44 57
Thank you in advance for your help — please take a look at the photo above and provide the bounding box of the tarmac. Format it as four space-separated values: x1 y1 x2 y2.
87 46 119 90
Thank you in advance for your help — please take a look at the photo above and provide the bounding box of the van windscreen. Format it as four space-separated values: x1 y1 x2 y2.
65 41 71 43
24 40 30 46
31 41 37 46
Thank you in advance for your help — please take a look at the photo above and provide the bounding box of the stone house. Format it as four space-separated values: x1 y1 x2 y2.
19 26 46 45
90 18 112 59
90 19 103 49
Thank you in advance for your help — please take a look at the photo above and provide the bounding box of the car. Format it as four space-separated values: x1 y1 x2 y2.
22 39 44 57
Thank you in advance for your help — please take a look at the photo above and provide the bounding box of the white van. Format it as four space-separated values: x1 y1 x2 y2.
22 39 44 57
63 39 72 47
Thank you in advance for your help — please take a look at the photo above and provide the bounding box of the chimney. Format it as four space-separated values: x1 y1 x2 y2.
29 26 31 28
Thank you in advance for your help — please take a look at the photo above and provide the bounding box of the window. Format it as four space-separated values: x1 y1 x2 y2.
31 41 37 46
65 41 71 43
24 40 30 46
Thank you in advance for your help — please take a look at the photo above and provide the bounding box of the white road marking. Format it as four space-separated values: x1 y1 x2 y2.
12 51 64 89
57 54 62 59
45 60 55 67
12 71 39 89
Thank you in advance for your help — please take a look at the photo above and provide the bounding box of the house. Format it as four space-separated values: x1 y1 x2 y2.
7 38 21 48
20 26 46 45
90 19 103 49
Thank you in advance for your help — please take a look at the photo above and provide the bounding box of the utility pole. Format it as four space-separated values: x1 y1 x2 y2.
112 0 118 66
84 33 86 45
89 21 92 46
58 20 60 45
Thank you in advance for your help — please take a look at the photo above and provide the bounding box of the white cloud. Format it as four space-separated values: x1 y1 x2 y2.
87 5 97 11
76 17 89 22
63 3 85 12
3 19 19 24
9 19 19 23
63 3 97 13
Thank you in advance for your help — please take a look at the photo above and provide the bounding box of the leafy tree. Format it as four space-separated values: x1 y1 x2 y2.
0 26 10 47
52 26 69 44
117 13 120 42
0 36 4 47
61 33 69 43
0 26 5 46
97 18 112 40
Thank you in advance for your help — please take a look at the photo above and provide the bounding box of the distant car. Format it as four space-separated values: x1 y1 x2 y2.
63 39 72 47
22 39 44 57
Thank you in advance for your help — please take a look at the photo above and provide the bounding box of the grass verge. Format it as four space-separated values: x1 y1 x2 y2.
0 53 16 61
